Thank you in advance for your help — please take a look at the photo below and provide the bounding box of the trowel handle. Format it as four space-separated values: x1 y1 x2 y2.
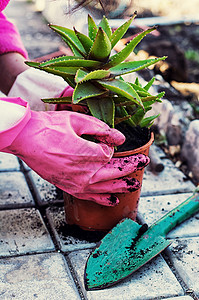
152 192 199 236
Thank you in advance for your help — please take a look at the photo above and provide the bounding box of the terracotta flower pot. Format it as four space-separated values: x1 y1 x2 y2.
64 132 154 231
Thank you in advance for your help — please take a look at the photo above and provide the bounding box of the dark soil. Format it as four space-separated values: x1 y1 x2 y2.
115 124 151 152
58 222 106 243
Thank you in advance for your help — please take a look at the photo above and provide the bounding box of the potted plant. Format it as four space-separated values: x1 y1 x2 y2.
26 13 165 231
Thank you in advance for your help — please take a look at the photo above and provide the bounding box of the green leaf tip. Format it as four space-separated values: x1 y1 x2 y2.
49 24 86 57
88 27 111 62
98 15 112 39
110 12 137 49
25 61 40 68
74 27 93 53
88 14 98 41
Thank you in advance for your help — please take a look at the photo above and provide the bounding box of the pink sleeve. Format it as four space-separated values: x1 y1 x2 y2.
0 0 10 12
0 12 28 58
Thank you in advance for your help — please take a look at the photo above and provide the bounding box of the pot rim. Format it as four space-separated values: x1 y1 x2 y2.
113 131 154 157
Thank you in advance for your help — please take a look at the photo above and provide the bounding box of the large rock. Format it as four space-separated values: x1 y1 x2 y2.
181 120 199 182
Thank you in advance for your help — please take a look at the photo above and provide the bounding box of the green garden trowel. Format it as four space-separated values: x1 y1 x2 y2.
84 190 199 290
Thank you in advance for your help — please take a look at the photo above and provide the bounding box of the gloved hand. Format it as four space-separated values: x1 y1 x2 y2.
8 68 70 111
0 98 150 206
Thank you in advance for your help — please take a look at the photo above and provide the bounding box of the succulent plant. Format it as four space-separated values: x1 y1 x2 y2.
26 13 166 129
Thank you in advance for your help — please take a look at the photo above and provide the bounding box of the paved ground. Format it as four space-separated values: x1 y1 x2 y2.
1 1 199 299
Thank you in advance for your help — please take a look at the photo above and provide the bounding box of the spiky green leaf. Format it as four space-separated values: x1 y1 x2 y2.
115 106 136 126
88 27 111 62
141 96 161 103
75 69 89 83
66 39 84 57
104 27 157 68
87 97 115 127
39 56 101 68
130 106 151 126
73 82 106 104
128 82 151 97
60 75 76 88
42 96 72 104
98 79 143 107
49 25 86 57
156 91 165 101
74 27 93 53
144 76 155 91
140 114 160 128
135 77 141 87
40 66 79 77
88 14 98 41
110 13 137 49
25 61 40 69
114 96 136 105
40 56 79 67
109 57 167 76
98 16 112 39
75 69 110 83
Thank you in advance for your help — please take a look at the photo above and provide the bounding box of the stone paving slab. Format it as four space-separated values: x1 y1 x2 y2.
68 250 184 300
164 297 193 300
141 146 195 197
0 153 20 171
0 252 80 300
28 170 63 206
46 207 96 252
0 172 34 209
0 208 55 257
167 237 199 298
138 193 199 239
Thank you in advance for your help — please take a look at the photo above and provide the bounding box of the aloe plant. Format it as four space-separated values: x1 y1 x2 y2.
26 13 166 129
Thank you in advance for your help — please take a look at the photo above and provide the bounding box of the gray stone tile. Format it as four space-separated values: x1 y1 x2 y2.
0 172 34 209
138 193 199 239
0 153 20 171
46 207 96 252
167 237 199 297
0 208 55 257
68 250 183 300
141 146 195 196
28 170 63 206
0 253 80 299
163 297 193 300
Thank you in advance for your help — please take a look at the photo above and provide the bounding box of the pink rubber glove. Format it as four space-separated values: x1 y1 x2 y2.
0 97 149 206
